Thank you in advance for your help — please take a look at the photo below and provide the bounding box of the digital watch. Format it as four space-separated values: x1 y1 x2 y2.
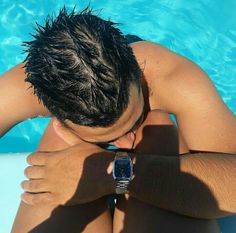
112 152 134 194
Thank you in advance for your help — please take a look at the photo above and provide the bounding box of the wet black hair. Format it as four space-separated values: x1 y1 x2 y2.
24 6 142 127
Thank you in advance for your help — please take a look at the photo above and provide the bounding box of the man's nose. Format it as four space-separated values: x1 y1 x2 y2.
111 132 136 150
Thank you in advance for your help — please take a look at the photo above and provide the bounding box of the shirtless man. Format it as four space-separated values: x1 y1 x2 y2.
0 8 236 233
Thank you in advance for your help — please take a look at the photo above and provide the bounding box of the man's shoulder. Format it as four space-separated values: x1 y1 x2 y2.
130 41 193 107
131 41 189 81
132 42 236 153
0 63 50 136
130 41 184 62
130 40 164 51
130 41 220 113
130 41 171 63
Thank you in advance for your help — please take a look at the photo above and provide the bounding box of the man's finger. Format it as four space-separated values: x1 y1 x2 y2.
21 192 54 206
21 179 49 193
24 166 45 179
27 152 48 165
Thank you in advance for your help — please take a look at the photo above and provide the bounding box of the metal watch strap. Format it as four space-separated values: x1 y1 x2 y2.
116 180 130 194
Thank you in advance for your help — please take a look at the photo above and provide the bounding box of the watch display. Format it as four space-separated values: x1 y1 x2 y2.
112 152 134 194
113 159 133 179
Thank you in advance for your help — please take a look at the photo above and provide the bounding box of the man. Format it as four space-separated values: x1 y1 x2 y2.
0 7 236 233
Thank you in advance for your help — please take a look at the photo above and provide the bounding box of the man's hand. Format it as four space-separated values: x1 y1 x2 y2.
21 143 115 206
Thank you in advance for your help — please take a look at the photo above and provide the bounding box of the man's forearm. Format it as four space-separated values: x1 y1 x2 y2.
126 152 236 219
0 64 50 138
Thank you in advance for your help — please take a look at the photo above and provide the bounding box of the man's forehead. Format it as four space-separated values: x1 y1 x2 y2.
64 85 144 142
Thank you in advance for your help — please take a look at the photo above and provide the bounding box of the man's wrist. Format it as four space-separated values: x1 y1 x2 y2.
108 151 137 195
105 151 136 195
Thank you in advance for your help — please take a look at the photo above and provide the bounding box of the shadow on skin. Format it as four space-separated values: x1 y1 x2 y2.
26 151 113 233
27 198 109 233
113 125 224 233
29 125 228 233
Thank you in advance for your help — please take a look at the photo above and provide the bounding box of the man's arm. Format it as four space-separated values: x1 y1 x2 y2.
132 41 236 153
0 63 50 136
22 145 236 219
128 151 236 219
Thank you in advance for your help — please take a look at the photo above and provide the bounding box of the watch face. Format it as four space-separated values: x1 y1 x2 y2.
113 159 133 179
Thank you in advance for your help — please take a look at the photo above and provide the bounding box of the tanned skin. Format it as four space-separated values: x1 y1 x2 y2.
1 41 235 233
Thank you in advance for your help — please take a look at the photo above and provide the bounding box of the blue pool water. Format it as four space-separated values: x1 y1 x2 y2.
0 1 236 233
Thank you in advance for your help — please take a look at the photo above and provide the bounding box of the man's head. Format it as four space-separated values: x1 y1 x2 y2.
24 7 143 128
61 84 145 149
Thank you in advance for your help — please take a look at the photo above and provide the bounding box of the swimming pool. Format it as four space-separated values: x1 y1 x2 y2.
0 0 236 232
